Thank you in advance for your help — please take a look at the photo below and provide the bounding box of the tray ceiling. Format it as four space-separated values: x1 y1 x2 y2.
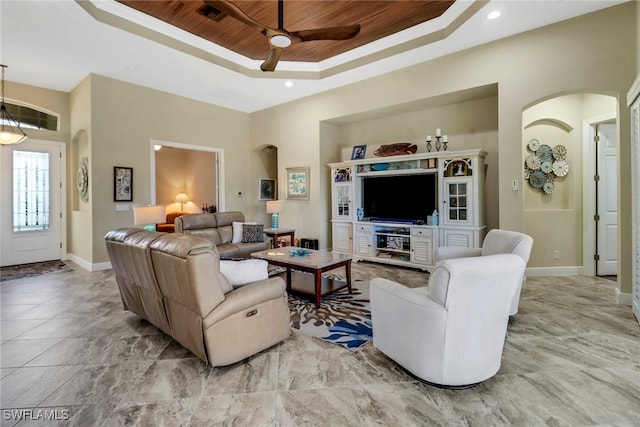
116 1 455 63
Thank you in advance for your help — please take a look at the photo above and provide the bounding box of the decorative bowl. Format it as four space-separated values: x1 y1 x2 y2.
289 248 312 257
371 163 391 171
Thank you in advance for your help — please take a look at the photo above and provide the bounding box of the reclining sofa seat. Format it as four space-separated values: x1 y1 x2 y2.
175 211 266 259
105 228 290 366
105 228 171 335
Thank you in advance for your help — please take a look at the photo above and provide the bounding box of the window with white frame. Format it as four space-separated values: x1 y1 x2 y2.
12 150 50 232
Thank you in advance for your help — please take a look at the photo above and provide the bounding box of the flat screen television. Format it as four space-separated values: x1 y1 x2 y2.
361 173 437 223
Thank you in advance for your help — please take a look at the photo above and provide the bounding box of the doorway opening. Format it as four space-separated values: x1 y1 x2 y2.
0 140 66 267
522 93 617 277
150 140 225 217
583 113 618 278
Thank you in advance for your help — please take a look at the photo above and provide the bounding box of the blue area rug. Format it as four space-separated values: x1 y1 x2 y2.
288 278 372 350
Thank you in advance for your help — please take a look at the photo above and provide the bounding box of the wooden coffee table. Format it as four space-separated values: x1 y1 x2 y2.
251 246 352 308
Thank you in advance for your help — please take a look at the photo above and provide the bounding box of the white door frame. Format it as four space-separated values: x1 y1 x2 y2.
582 112 616 277
0 139 67 266
149 139 225 211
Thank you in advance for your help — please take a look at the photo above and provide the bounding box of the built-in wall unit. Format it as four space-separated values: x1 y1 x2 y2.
329 149 486 271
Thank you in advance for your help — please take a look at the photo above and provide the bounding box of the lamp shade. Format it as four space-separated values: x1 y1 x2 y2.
266 200 283 214
0 105 28 145
175 193 189 204
134 205 165 230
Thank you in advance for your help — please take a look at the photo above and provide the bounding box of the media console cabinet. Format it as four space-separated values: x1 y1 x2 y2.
329 149 487 271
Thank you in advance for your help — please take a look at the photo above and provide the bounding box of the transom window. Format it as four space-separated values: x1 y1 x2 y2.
3 102 58 131
13 150 50 232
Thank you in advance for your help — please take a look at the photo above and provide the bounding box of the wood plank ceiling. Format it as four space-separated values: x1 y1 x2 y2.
117 1 455 62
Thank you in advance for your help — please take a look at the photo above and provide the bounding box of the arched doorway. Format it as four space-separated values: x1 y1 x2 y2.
522 93 617 277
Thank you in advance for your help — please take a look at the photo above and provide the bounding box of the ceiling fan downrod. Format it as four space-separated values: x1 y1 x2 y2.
270 0 292 48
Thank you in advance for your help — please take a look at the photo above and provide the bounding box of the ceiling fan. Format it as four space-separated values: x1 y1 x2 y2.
203 0 361 72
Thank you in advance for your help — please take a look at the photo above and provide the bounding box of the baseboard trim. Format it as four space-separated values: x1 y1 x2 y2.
616 289 633 306
525 266 583 277
66 254 112 272
92 261 112 272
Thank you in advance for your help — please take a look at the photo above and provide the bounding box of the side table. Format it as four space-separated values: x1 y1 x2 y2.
263 228 295 248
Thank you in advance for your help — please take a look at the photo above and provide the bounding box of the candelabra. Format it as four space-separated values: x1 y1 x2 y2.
426 128 448 152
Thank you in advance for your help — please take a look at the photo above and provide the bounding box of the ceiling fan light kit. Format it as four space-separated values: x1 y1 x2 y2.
270 34 292 48
206 0 361 72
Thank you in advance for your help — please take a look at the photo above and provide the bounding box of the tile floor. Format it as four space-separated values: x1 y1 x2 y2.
1 261 639 426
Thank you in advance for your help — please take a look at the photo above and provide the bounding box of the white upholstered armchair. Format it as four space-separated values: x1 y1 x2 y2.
435 229 533 315
370 254 526 388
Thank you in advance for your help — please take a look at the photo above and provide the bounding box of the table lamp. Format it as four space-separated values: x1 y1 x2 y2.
134 205 165 231
175 192 189 211
266 200 283 229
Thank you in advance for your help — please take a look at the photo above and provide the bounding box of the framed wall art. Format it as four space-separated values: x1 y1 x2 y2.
259 178 276 200
286 167 310 200
351 145 366 160
114 166 133 202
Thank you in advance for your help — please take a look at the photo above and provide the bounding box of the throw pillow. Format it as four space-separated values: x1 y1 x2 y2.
219 259 269 287
242 224 265 243
232 221 256 243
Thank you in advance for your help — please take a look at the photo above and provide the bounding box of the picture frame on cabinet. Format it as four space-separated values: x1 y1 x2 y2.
286 167 310 200
351 145 366 160
259 178 276 200
113 166 133 202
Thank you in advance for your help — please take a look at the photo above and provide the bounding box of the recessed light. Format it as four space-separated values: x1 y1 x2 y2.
487 10 501 20
284 80 294 88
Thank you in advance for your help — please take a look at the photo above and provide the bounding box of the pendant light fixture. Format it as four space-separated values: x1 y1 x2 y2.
0 64 28 145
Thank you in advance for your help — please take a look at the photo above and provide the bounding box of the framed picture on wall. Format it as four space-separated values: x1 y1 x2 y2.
286 167 310 200
114 166 133 202
351 145 366 160
259 178 276 200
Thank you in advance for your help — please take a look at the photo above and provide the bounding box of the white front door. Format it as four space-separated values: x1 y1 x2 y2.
596 123 618 276
0 140 64 267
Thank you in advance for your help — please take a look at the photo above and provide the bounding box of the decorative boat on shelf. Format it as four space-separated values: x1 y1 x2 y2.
374 142 418 157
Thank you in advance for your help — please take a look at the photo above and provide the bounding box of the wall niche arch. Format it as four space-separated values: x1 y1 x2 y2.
521 92 617 274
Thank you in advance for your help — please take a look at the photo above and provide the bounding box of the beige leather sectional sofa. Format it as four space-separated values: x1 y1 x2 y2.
175 211 266 259
105 228 290 366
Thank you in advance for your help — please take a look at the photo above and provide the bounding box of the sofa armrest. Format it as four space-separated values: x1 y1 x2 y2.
203 276 286 328
434 246 482 263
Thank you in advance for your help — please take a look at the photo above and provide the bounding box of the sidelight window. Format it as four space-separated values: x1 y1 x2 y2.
13 150 50 232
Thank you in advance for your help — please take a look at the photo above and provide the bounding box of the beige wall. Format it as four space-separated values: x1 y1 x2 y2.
523 93 616 268
6 2 637 293
69 76 92 261
335 96 499 233
80 75 253 264
250 3 636 292
155 148 217 214
4 81 70 144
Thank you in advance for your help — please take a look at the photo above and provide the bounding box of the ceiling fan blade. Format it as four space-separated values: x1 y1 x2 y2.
261 47 284 72
203 0 269 35
290 24 361 42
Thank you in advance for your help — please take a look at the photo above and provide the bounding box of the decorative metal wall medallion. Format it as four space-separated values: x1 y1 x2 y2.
524 141 569 194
